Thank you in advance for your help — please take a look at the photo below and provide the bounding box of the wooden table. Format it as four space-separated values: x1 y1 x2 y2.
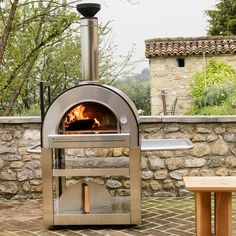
183 176 236 236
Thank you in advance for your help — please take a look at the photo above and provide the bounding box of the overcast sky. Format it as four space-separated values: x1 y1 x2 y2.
79 0 217 72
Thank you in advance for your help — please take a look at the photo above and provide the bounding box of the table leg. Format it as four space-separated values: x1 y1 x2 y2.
215 192 232 236
195 192 211 236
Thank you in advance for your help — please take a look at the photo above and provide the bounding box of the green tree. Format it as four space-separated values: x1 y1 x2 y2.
114 68 151 115
0 1 136 116
0 0 19 65
0 0 80 115
206 0 236 35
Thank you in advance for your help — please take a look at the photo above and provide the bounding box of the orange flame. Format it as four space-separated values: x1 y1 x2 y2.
65 104 101 128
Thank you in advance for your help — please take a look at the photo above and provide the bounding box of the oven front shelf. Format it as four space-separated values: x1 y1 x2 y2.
47 133 130 148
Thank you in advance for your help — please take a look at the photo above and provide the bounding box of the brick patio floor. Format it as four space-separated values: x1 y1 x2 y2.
0 197 235 236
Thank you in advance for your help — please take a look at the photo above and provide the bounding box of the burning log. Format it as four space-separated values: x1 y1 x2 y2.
65 119 95 131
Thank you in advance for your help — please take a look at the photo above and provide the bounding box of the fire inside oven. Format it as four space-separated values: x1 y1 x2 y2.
62 102 118 133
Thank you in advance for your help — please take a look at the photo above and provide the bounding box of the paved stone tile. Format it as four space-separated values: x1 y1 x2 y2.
141 212 157 219
175 223 195 231
167 217 192 225
0 232 15 236
54 231 83 236
155 222 181 231
0 197 236 235
14 231 39 236
76 230 104 236
99 229 127 236
166 228 194 236
121 229 146 236
133 222 157 230
156 212 179 219
143 229 172 236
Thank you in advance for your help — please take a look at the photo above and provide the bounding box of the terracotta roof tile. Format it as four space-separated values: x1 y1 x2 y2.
145 36 236 58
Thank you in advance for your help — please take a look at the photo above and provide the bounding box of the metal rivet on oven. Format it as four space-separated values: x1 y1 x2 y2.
120 115 128 124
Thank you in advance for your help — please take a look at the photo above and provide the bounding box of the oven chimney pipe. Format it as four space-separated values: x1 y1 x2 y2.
76 3 101 82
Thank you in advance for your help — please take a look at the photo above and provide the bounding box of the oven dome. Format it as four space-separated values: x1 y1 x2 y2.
41 83 139 148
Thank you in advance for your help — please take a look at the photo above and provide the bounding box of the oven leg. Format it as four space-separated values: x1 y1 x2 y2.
129 147 141 224
41 148 54 226
55 149 66 197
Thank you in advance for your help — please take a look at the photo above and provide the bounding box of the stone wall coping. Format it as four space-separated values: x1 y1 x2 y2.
139 116 162 123
1 115 236 124
0 116 41 123
139 115 236 123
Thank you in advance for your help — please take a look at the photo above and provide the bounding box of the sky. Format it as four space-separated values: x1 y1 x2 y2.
78 0 217 73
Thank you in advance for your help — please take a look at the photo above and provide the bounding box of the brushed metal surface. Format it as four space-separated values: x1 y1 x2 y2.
56 182 112 214
141 139 193 151
80 18 98 81
41 149 54 225
53 168 129 177
54 213 130 225
55 149 66 197
129 147 141 224
48 133 130 148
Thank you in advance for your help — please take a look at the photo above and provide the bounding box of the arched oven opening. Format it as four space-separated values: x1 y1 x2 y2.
61 102 119 134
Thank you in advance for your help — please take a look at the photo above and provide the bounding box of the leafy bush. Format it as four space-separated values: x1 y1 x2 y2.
188 91 236 115
190 60 235 102
203 81 234 106
191 104 236 115
188 59 236 115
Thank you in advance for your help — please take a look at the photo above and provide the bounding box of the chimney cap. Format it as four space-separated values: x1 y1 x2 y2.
76 3 101 18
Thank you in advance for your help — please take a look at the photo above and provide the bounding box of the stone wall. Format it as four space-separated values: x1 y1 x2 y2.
150 54 236 115
1 116 236 199
140 116 236 197
0 117 41 199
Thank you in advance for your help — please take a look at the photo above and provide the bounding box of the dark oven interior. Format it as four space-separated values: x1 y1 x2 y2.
60 102 119 134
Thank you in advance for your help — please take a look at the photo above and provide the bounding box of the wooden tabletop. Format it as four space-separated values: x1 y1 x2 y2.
183 176 236 192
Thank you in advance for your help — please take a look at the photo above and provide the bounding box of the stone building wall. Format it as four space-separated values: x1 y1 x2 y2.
1 116 236 199
150 54 236 115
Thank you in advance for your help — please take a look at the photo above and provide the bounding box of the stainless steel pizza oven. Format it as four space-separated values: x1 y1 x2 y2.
41 3 141 226
40 3 193 226
41 83 141 225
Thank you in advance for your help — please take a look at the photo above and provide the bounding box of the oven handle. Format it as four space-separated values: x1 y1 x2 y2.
27 144 41 154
